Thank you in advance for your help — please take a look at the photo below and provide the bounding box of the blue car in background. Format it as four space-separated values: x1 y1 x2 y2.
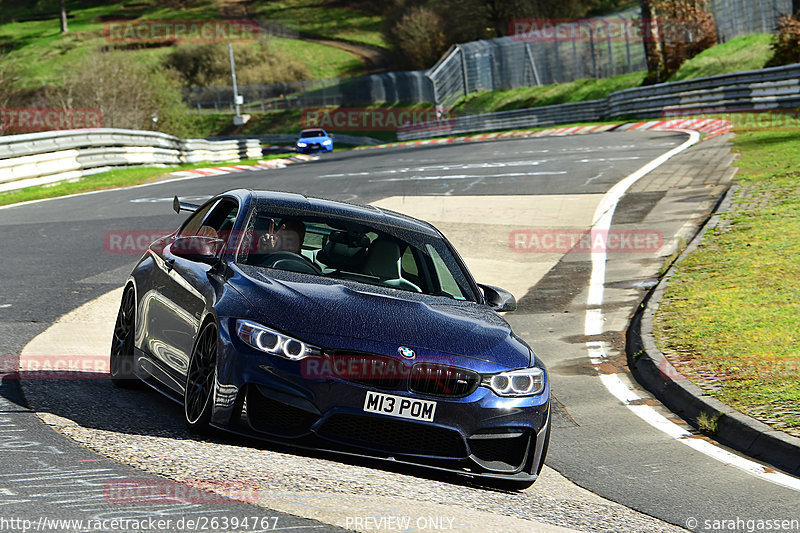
110 189 550 490
296 128 333 153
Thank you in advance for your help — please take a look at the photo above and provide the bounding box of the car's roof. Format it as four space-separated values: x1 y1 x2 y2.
226 189 441 237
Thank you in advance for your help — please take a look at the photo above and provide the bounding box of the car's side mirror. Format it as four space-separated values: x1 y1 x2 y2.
171 236 224 265
479 284 517 312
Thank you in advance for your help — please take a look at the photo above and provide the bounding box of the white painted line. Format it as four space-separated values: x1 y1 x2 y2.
585 129 800 491
584 309 605 336
586 131 700 307
0 304 11 309
602 375 800 492
370 171 567 183
599 374 642 406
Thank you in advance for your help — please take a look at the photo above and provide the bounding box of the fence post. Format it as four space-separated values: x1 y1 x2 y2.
525 43 541 86
587 22 598 79
570 24 579 80
622 15 632 72
457 45 469 97
604 19 614 77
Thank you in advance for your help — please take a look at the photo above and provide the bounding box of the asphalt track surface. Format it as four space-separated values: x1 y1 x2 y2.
1 132 798 531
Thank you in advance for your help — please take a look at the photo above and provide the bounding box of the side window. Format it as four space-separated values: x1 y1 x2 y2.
401 246 419 277
200 199 238 238
178 201 215 237
179 199 238 239
425 244 467 300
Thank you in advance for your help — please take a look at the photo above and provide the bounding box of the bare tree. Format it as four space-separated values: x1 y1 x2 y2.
641 0 667 83
59 0 68 34
392 6 448 70
794 0 800 16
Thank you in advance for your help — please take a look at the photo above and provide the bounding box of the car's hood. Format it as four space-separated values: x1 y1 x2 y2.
230 265 530 369
297 136 328 142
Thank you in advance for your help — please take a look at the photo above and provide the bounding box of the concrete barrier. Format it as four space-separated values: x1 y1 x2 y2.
0 128 262 191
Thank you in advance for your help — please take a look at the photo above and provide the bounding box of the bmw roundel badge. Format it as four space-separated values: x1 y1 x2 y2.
398 346 416 360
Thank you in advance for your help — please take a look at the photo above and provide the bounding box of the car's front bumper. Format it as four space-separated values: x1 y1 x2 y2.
296 142 332 153
212 321 550 481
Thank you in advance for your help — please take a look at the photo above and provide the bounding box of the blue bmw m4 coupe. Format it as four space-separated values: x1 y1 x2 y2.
111 189 550 489
295 129 333 153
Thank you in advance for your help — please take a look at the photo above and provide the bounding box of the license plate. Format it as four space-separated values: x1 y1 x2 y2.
363 391 436 422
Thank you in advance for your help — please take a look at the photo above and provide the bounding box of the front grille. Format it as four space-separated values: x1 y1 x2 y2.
327 353 405 389
409 363 480 397
317 413 467 458
244 386 318 438
468 429 531 472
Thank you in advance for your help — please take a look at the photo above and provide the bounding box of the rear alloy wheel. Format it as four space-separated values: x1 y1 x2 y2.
184 323 217 433
110 286 139 388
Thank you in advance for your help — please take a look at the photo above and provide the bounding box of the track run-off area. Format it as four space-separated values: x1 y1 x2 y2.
1 131 798 532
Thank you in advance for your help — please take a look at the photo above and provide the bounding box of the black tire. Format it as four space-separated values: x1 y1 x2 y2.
110 286 140 388
184 322 217 434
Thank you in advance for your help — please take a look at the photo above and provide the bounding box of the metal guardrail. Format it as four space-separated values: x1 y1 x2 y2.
605 64 800 117
0 128 262 191
399 101 605 139
207 133 384 146
398 64 800 140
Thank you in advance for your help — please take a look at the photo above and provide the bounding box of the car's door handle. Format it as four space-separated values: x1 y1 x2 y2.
165 258 175 271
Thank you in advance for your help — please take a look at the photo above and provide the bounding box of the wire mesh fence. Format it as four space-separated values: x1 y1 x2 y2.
429 8 647 108
710 0 791 41
183 3 795 114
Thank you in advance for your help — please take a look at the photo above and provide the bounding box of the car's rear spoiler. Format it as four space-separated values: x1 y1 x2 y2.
173 196 200 214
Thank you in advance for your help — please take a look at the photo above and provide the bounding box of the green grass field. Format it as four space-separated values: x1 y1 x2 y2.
0 0 381 86
454 72 647 113
655 114 800 437
668 34 774 81
251 1 386 49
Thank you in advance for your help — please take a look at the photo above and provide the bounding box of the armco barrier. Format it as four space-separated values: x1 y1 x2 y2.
606 63 800 118
398 63 800 140
405 101 606 139
206 133 383 146
0 129 262 191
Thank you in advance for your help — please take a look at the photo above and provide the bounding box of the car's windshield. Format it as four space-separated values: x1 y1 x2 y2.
236 208 476 302
300 130 325 138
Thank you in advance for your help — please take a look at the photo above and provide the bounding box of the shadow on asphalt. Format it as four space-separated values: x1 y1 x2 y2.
18 373 521 492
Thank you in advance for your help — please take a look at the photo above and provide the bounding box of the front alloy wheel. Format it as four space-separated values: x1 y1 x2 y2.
184 322 217 433
110 286 139 388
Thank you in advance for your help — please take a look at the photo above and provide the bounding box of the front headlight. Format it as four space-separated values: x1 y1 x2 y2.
482 367 545 397
322 139 332 145
296 142 307 147
236 319 320 361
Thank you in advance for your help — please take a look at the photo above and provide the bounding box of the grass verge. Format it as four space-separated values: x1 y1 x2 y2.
668 34 774 81
0 0 375 87
654 114 800 438
0 154 294 207
454 72 647 113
